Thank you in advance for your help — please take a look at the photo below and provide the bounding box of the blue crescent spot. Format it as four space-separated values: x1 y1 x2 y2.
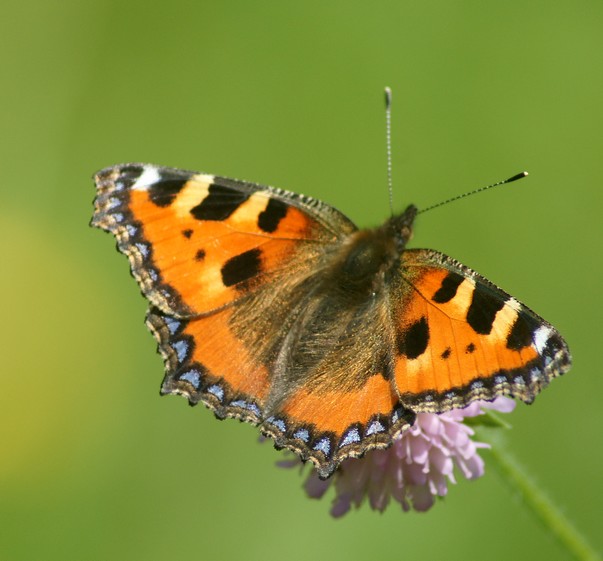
164 317 181 335
293 429 310 442
171 340 189 363
207 384 224 401
366 420 385 435
313 437 331 455
340 427 361 447
230 400 261 416
269 418 287 433
135 242 149 258
180 370 201 389
107 197 120 210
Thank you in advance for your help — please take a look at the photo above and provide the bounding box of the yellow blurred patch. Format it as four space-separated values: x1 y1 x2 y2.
0 211 132 486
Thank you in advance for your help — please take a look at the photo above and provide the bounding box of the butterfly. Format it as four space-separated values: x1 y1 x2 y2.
92 163 571 479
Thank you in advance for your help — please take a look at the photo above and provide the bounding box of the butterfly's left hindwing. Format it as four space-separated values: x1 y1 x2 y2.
147 307 269 425
150 293 416 479
390 249 571 412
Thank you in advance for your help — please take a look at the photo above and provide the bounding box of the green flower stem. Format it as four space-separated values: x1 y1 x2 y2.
478 429 601 561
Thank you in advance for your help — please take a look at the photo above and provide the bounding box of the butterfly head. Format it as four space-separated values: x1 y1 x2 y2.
386 204 418 251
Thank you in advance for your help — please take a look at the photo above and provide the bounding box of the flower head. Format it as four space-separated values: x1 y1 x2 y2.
283 397 515 516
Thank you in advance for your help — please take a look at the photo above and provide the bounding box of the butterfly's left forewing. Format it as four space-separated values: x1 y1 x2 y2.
390 249 571 412
92 163 356 317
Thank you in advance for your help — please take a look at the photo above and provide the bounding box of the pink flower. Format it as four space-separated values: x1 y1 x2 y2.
286 397 515 516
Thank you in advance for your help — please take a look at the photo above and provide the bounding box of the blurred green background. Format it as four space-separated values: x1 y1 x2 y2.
2 1 602 560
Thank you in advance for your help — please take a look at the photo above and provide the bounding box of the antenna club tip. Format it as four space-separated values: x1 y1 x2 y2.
505 171 529 183
384 87 392 107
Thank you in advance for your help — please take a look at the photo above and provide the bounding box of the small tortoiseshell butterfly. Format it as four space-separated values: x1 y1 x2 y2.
92 163 571 479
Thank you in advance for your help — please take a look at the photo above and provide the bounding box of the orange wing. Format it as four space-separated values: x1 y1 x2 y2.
92 163 356 317
390 249 571 412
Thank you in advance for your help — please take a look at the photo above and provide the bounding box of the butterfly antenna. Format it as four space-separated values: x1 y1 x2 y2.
384 87 394 215
418 171 529 214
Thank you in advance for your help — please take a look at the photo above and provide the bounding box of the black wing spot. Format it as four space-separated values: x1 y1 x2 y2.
191 184 250 221
465 342 476 354
466 284 506 335
195 249 206 262
432 272 465 303
149 179 189 207
182 229 193 239
221 249 262 287
441 347 452 359
506 313 535 350
398 316 430 359
258 197 288 233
